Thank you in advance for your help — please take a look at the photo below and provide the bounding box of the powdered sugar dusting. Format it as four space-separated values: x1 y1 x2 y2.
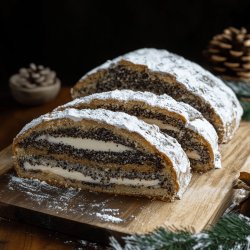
56 89 202 121
3 173 127 224
79 48 243 142
8 175 80 211
94 208 122 223
95 212 123 223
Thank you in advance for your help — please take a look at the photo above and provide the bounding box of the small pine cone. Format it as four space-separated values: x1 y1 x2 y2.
11 63 59 89
233 172 250 217
204 27 250 82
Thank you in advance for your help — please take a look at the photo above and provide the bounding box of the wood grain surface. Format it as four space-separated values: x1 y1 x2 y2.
0 145 12 176
0 122 249 244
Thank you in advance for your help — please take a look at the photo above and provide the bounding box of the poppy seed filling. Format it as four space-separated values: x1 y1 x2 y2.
19 156 154 179
17 155 174 192
70 103 211 166
81 65 216 125
19 128 164 167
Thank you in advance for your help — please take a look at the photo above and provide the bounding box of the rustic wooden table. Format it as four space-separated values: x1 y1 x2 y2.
0 87 105 250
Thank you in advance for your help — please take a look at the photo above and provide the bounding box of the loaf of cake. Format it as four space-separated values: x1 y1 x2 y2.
71 48 243 143
56 90 221 172
13 108 191 201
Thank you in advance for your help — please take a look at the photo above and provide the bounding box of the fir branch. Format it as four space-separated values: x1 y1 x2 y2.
240 99 250 121
203 214 250 250
110 214 250 250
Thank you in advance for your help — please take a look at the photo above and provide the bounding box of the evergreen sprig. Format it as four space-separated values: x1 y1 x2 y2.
110 214 250 250
240 99 250 121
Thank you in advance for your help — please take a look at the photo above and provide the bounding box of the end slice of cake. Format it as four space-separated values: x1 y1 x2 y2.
71 48 243 143
13 108 191 201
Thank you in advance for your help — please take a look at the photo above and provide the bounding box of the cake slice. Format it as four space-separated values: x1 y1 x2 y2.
13 108 191 201
56 90 221 172
71 48 243 143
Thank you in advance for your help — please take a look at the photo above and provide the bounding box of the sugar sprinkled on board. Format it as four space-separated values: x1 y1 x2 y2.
8 175 79 208
4 173 125 224
95 212 123 223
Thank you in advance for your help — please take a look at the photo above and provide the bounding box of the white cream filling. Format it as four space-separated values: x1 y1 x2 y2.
36 135 134 152
141 118 201 161
23 162 160 187
142 118 180 132
186 150 201 160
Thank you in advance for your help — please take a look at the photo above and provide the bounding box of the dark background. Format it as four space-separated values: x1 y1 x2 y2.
1 0 250 91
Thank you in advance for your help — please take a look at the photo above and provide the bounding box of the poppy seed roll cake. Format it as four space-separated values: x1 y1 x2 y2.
56 90 221 172
71 48 243 143
13 108 191 201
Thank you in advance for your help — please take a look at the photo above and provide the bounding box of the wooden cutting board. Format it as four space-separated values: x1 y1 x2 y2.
0 122 249 243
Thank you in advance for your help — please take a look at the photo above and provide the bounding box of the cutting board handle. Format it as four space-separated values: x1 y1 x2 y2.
0 145 13 176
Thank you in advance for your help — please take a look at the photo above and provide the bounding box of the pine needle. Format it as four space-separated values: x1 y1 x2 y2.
110 214 250 250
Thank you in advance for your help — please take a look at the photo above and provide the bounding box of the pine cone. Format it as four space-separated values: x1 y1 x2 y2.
10 63 58 89
233 172 250 217
9 63 61 105
204 27 250 82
